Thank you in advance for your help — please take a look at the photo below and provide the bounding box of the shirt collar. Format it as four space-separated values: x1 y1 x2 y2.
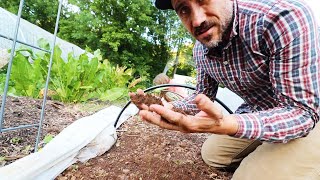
220 0 239 49
230 0 239 41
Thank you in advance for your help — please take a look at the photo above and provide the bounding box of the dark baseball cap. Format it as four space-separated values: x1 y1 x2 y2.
155 0 174 10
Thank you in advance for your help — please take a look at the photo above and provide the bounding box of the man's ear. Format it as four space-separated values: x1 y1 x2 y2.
171 0 176 9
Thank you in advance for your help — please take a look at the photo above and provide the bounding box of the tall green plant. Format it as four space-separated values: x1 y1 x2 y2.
48 46 139 102
2 44 145 103
10 49 45 98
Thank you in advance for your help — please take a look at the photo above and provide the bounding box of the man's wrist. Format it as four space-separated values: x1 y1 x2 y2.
210 114 239 135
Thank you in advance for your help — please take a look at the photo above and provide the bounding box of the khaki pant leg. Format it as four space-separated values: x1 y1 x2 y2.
233 124 320 180
201 134 262 169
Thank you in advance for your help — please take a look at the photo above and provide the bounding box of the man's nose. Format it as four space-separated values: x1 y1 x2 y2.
191 7 206 27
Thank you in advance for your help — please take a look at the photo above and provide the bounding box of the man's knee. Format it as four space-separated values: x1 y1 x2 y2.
201 136 233 168
201 135 261 169
233 124 320 180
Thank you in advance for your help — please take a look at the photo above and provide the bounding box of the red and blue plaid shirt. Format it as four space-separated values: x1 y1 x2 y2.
174 0 320 143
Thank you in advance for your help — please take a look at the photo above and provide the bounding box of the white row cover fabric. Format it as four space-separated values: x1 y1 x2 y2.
0 48 9 68
0 7 90 60
0 104 138 180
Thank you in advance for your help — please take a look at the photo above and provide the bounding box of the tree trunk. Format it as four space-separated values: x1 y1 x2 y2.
172 39 182 78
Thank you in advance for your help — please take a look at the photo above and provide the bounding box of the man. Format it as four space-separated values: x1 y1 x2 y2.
130 0 320 179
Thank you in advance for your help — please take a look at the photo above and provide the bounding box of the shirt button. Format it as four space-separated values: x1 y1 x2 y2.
223 61 229 65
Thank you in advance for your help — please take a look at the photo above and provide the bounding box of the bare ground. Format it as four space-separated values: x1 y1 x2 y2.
0 96 233 179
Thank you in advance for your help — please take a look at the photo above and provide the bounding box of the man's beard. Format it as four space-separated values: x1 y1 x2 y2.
195 1 234 48
195 20 223 48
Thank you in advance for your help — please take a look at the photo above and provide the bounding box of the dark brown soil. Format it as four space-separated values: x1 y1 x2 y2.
131 93 191 115
0 96 92 165
131 93 163 106
0 96 233 179
57 116 232 180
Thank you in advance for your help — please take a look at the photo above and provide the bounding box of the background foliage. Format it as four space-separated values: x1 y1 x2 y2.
0 0 195 101
0 40 144 103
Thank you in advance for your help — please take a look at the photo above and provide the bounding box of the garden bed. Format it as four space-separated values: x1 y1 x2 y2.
0 96 92 166
0 96 232 179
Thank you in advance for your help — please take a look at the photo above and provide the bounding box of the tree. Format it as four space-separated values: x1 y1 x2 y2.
162 12 194 77
60 0 172 79
1 0 193 82
175 42 196 76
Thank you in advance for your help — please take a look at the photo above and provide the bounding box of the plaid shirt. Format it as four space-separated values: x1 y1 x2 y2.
173 0 320 143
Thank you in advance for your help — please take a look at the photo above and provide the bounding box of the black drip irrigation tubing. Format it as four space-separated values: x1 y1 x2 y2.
114 84 233 128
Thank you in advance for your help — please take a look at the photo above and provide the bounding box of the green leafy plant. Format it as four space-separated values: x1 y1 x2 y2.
10 137 22 144
48 47 136 102
0 156 5 165
43 134 54 144
0 39 147 103
22 145 32 154
10 50 45 98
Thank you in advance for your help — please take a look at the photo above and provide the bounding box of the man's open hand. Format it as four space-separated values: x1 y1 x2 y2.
139 94 239 135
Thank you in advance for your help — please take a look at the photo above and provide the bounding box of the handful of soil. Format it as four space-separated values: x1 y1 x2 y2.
131 93 191 115
131 94 163 106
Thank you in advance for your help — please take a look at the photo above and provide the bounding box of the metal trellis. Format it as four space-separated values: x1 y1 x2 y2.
0 0 63 152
